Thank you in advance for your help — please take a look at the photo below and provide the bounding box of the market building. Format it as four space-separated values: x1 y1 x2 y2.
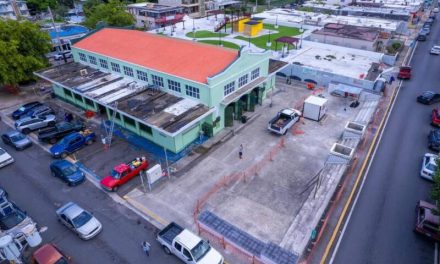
35 28 273 153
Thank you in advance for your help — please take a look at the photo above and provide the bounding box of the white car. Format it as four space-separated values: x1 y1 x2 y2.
53 51 72 60
421 153 438 181
0 147 14 168
56 202 102 240
434 7 439 13
430 46 440 55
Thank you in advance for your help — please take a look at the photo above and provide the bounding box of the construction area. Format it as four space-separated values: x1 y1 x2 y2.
124 76 382 263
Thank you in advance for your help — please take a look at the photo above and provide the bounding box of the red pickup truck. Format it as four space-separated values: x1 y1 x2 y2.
100 157 148 191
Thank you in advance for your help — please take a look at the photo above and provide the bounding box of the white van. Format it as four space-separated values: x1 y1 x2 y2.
431 45 440 55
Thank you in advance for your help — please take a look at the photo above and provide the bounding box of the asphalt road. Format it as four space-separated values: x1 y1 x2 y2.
332 16 440 264
0 121 181 264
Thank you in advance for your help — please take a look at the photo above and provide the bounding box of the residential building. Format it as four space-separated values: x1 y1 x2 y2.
0 0 29 20
35 28 273 153
127 2 184 29
309 23 381 51
158 0 239 17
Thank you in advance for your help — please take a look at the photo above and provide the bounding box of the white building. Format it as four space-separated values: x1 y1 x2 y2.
0 0 29 20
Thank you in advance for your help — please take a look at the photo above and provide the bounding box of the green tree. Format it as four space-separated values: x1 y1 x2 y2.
84 0 135 29
26 0 58 12
432 159 440 212
0 20 51 87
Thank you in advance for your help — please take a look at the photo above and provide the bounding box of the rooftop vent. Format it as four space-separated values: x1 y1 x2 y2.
330 143 354 160
80 69 88 76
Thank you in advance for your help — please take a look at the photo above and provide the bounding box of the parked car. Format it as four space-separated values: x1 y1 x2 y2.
0 147 14 168
432 108 440 126
26 105 55 119
53 51 72 61
15 115 56 134
417 91 440 105
267 108 302 135
56 202 102 240
431 45 440 55
417 32 428 41
428 130 440 151
50 130 95 159
50 160 85 186
415 200 440 241
0 187 8 199
434 7 439 13
32 243 71 264
1 130 32 150
420 153 438 181
38 122 85 144
421 27 431 35
12 101 42 120
100 157 148 192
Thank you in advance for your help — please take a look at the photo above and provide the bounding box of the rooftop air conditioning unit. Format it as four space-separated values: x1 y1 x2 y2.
80 69 88 76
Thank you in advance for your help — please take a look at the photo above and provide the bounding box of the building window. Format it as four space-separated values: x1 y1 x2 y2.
108 109 121 120
88 55 97 65
238 74 248 87
168 80 181 92
185 85 200 99
136 70 148 82
99 59 108 69
85 98 94 107
64 88 72 97
123 66 134 77
111 62 121 73
139 123 152 135
152 75 164 88
124 115 136 127
79 53 87 62
74 93 83 101
224 81 235 96
251 68 260 80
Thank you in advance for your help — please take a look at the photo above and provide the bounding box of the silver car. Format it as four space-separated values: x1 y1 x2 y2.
0 147 14 168
14 115 56 134
56 202 102 240
2 130 32 150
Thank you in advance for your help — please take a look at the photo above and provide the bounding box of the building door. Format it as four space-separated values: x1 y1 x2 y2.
224 104 234 127
249 91 257 112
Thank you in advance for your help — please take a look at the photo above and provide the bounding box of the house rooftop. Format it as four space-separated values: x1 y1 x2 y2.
312 23 380 42
127 2 182 11
34 63 211 134
73 28 238 84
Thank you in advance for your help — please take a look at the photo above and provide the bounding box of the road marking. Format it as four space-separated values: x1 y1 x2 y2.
123 195 168 227
322 41 419 264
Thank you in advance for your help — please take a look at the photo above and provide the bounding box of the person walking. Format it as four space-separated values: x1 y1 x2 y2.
142 241 151 256
389 75 395 85
239 144 243 159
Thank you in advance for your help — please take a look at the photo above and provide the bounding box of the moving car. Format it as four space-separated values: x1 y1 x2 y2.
417 91 440 105
15 115 56 134
420 153 438 181
32 243 70 264
434 7 439 13
415 200 440 241
398 66 412 79
100 157 148 192
431 45 440 55
49 130 96 158
38 122 85 144
12 101 42 120
50 160 85 186
53 51 72 61
1 130 32 150
428 129 440 151
432 108 440 126
56 202 102 240
0 147 14 168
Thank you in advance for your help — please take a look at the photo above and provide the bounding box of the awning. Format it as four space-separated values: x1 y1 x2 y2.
221 77 266 105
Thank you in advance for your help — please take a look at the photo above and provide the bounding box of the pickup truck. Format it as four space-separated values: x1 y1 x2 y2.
415 200 440 241
49 130 95 158
100 157 149 192
267 108 302 135
157 222 223 264
38 121 85 144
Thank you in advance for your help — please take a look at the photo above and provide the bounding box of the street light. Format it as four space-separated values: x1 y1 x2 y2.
299 27 304 49
266 30 272 48
275 15 279 29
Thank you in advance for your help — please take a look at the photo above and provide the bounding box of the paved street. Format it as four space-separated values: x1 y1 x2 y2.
332 17 440 264
0 121 180 264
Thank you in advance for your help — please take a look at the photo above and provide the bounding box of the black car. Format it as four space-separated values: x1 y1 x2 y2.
418 32 428 41
417 91 440 105
429 129 440 151
38 121 85 144
12 102 42 120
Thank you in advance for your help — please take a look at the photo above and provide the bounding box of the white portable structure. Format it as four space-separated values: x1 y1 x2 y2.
303 95 328 121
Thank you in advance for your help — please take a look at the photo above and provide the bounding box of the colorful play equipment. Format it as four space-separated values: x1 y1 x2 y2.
234 17 264 36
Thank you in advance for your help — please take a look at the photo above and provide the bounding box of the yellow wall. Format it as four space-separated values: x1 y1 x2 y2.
244 21 263 37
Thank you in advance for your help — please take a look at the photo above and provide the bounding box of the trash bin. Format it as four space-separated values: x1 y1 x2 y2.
241 115 248 123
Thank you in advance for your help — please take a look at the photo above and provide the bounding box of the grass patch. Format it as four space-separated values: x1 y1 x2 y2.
186 30 229 38
198 40 241 50
235 23 301 50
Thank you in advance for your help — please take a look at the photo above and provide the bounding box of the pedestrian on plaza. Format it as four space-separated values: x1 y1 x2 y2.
142 241 151 256
239 144 243 159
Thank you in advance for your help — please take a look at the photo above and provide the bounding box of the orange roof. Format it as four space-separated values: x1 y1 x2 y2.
73 28 238 83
